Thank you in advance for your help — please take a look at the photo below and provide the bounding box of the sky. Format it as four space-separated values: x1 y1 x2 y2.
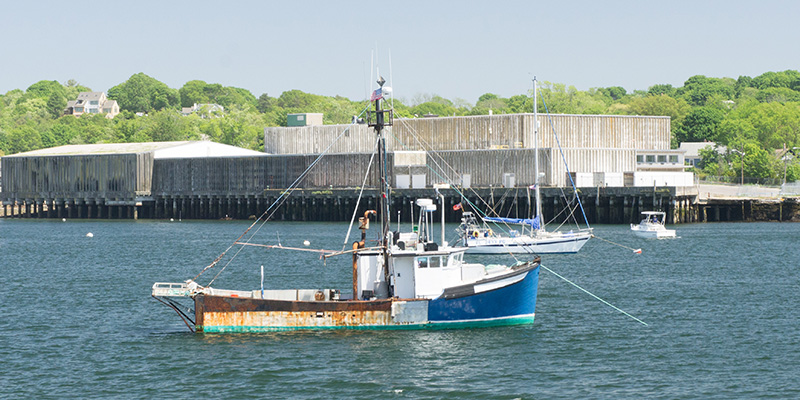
2 0 800 105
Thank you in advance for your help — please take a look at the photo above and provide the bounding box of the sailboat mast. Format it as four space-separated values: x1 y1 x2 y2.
533 78 543 233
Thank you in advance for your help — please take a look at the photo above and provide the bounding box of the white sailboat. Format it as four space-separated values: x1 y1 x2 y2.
459 78 593 254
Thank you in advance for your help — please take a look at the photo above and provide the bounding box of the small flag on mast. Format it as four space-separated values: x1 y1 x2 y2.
370 88 383 101
452 203 462 211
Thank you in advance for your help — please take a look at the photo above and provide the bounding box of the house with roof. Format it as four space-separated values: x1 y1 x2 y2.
65 92 120 118
679 142 726 168
181 103 225 117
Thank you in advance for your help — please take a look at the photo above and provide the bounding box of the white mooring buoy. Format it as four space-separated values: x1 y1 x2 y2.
86 232 94 238
303 240 311 246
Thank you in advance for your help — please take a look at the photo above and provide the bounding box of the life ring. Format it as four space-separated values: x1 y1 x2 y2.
472 230 479 238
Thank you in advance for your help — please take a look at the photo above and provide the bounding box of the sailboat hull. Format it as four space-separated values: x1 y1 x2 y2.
193 265 539 332
464 231 591 254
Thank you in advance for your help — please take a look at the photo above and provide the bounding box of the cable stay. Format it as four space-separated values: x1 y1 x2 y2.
541 264 649 326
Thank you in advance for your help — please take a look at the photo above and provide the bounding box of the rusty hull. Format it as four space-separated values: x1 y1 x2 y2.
195 295 410 332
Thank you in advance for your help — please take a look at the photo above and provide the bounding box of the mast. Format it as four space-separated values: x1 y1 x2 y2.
368 76 392 246
368 77 393 296
533 78 543 233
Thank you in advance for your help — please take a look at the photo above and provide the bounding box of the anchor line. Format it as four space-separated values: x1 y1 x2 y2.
540 264 649 326
591 234 642 254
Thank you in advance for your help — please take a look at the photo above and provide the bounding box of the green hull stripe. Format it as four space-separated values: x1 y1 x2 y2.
198 314 534 333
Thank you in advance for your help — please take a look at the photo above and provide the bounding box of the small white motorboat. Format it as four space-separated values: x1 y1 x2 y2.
631 211 676 239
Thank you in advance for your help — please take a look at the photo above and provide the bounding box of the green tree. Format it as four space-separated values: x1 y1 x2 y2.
506 94 531 113
720 100 800 149
537 82 607 114
598 86 627 101
46 92 67 119
679 75 736 106
751 70 800 90
257 93 275 113
475 93 507 113
5 124 43 154
648 84 676 97
628 94 691 124
756 87 800 103
676 106 725 143
108 73 180 113
140 109 195 142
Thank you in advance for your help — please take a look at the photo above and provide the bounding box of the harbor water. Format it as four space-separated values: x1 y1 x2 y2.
1 218 799 399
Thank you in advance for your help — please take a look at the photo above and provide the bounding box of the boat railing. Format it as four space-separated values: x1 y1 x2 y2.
151 282 191 297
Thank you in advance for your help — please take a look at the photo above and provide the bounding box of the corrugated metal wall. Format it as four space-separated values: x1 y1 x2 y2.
151 153 389 195
423 148 634 188
1 153 151 200
264 113 670 155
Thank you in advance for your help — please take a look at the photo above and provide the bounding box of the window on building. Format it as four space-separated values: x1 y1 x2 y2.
90 100 99 105
646 155 655 163
657 155 667 163
637 155 644 163
669 155 679 163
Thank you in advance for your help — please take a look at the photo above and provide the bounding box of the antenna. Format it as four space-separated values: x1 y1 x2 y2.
389 48 394 108
369 50 374 99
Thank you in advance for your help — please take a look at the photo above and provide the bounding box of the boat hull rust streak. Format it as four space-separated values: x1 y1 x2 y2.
195 265 539 332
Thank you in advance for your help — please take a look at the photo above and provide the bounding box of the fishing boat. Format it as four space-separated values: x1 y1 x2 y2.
630 211 676 239
152 78 540 332
458 78 592 254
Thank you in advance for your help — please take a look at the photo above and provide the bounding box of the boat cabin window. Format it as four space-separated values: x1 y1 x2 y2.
416 256 442 268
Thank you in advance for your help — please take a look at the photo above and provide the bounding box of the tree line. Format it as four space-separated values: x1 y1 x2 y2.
2 70 800 182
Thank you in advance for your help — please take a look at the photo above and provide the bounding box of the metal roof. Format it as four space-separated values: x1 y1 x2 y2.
4 141 266 158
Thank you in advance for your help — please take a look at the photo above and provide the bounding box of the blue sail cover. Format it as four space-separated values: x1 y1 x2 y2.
483 216 540 230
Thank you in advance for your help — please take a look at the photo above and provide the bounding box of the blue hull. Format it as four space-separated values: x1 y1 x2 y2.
193 265 540 332
428 265 539 324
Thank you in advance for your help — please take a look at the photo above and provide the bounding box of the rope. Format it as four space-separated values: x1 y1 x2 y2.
540 264 649 326
591 234 643 254
341 136 380 252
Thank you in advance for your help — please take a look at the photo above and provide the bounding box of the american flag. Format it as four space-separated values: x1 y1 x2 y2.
370 88 383 101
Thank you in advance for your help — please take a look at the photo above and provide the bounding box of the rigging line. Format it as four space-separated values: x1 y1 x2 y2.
540 264 649 326
200 103 374 285
392 120 534 236
390 113 463 185
538 88 591 229
389 116 497 218
591 234 643 253
342 135 380 251
235 242 336 255
388 114 536 259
